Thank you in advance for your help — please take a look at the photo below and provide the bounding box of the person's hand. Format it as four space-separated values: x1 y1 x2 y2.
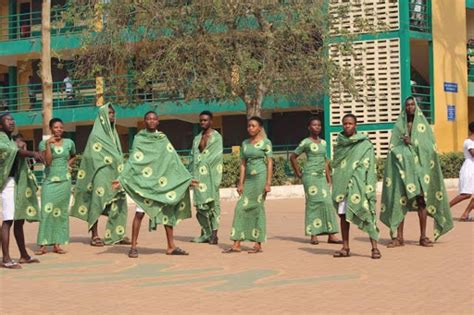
33 152 44 163
46 136 57 144
111 180 121 190
264 184 271 194
236 184 243 196
190 179 199 187
402 135 411 145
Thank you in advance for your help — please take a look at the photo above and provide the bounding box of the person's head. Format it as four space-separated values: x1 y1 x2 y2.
14 133 24 141
469 121 474 134
108 105 116 123
199 110 213 130
49 118 64 138
247 116 264 137
405 96 416 116
144 111 159 131
307 116 322 136
0 113 15 134
342 113 357 137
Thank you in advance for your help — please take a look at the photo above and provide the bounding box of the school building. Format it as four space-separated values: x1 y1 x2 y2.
0 0 472 157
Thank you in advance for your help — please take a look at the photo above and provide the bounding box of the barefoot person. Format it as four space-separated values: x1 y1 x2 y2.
189 111 223 244
223 116 273 254
449 121 474 221
290 117 341 245
70 104 129 246
381 97 453 247
332 114 381 259
36 118 76 255
0 113 43 269
114 111 193 258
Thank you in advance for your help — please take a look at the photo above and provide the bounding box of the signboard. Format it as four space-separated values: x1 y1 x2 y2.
444 82 458 93
447 105 456 121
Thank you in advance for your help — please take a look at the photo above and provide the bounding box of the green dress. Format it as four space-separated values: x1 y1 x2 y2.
0 131 39 221
332 132 379 241
230 138 272 243
70 104 128 244
189 130 223 242
118 130 192 231
37 139 75 246
380 99 453 240
294 138 339 236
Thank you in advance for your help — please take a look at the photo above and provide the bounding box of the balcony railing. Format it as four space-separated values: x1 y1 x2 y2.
0 7 86 42
411 84 433 123
409 0 431 33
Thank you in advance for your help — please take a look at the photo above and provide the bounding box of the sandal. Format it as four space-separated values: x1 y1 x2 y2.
118 236 132 245
35 247 47 255
419 237 433 247
333 248 351 258
222 247 241 254
53 248 67 255
371 248 382 259
328 239 343 244
2 261 22 269
459 217 473 222
128 248 139 258
166 247 189 255
248 247 263 254
387 238 404 248
310 240 319 245
18 257 40 264
90 237 105 247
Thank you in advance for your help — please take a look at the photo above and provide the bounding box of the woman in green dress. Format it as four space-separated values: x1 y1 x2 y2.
36 118 76 255
290 117 341 245
223 116 273 254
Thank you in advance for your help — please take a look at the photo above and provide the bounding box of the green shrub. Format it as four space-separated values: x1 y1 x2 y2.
221 153 241 187
439 152 464 178
376 158 386 181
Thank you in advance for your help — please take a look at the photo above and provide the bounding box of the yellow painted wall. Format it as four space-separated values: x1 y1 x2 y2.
431 0 468 152
0 0 9 41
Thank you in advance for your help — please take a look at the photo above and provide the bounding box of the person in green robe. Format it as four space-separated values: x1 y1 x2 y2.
0 113 42 269
381 96 453 247
223 116 273 254
290 117 341 245
189 110 223 244
35 118 76 255
332 114 381 259
70 104 128 246
113 111 194 258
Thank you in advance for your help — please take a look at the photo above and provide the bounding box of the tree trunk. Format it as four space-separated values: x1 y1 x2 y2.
245 82 266 119
41 0 52 135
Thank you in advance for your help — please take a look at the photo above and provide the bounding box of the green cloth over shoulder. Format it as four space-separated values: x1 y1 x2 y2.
380 101 453 240
332 132 379 240
70 104 128 244
0 131 39 221
119 129 192 231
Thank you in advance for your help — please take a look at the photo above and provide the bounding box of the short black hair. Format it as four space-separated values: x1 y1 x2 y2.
199 110 213 119
144 111 158 119
307 116 322 126
405 96 415 105
49 118 63 129
0 112 11 121
469 121 474 133
342 113 357 124
248 116 264 127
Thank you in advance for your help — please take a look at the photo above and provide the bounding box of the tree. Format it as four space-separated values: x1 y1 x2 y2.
65 0 366 118
41 0 53 135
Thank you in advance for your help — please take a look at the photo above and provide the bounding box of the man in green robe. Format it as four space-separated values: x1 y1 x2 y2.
0 113 43 269
114 111 193 258
189 110 223 244
70 104 128 246
381 97 453 247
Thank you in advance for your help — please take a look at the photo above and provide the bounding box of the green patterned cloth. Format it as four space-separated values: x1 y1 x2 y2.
118 130 192 231
294 138 339 236
37 139 75 245
380 101 453 240
230 138 272 242
332 132 379 241
0 131 39 221
189 130 223 242
70 104 128 244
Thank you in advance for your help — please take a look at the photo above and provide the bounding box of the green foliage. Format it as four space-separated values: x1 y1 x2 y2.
221 153 241 188
376 157 385 182
439 152 464 179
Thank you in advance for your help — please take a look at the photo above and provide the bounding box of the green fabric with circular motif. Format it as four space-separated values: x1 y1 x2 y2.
189 130 223 241
0 131 39 222
37 139 75 245
230 138 272 243
70 103 128 245
332 132 379 241
119 129 192 231
294 138 339 236
380 100 453 240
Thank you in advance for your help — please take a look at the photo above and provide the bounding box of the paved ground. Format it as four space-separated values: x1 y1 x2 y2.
1 190 473 314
